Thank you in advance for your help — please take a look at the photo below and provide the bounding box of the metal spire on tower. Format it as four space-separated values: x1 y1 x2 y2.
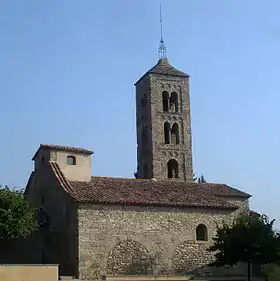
158 3 167 59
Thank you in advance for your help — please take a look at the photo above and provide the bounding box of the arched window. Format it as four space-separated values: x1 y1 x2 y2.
164 122 170 144
196 224 208 241
162 91 169 112
167 159 179 179
171 123 179 144
67 155 76 165
170 92 179 112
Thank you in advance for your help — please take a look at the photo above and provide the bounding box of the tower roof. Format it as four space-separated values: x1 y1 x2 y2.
32 144 93 160
135 58 189 85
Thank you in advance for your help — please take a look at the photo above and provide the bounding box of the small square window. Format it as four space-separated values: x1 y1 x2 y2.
67 156 76 165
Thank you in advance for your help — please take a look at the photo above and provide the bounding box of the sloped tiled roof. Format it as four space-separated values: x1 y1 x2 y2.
135 58 189 85
49 162 80 199
68 177 238 209
198 182 250 198
45 163 250 210
32 144 93 160
249 210 260 216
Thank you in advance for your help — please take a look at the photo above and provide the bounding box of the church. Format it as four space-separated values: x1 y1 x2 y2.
24 49 251 279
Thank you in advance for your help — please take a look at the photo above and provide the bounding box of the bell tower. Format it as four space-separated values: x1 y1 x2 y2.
134 6 192 181
134 58 193 181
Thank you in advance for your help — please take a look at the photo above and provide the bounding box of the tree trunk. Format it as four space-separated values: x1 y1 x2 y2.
247 262 251 281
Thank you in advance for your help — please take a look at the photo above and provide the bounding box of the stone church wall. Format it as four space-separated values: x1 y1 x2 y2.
25 166 78 277
77 202 248 279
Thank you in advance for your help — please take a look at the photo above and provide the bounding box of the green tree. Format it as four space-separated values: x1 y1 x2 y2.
261 263 280 281
0 186 37 250
208 213 280 281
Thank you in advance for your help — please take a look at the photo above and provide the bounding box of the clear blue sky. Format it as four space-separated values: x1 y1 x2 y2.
0 1 279 225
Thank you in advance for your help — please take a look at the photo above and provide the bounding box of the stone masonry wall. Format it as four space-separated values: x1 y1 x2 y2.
227 197 249 210
25 162 78 277
78 201 248 279
135 60 193 181
135 75 153 179
149 73 193 181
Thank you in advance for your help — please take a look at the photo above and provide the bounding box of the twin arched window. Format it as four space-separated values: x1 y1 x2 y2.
171 123 179 144
196 224 208 241
162 91 169 112
164 122 170 144
164 122 179 145
162 91 179 113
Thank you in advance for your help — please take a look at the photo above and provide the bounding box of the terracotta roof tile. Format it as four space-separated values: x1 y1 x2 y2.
45 162 249 210
68 177 241 210
197 182 250 198
32 144 93 160
49 162 80 199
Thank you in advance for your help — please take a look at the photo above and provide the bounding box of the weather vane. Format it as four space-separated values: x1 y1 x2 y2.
158 2 167 59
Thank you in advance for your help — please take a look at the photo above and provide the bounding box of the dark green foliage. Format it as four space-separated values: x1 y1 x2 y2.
209 213 280 281
0 185 37 246
261 264 280 281
192 173 197 182
193 173 206 183
198 174 206 183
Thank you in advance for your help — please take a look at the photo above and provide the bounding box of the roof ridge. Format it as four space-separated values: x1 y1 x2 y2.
49 161 79 200
90 176 197 183
32 144 93 160
41 143 93 152
86 176 250 197
24 171 35 196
